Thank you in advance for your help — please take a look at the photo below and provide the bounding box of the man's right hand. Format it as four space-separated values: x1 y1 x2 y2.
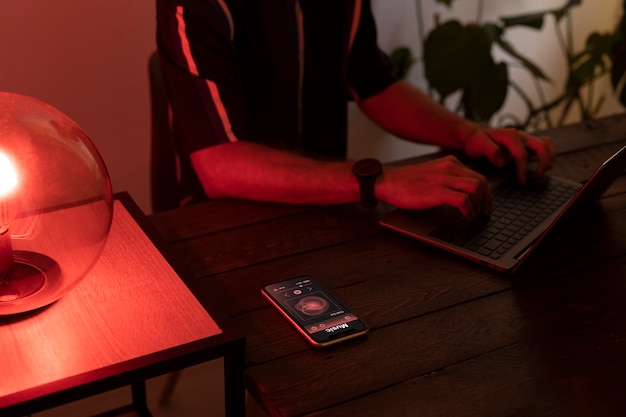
377 155 493 218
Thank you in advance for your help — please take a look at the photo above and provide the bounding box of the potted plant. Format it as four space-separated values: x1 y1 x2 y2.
390 0 626 130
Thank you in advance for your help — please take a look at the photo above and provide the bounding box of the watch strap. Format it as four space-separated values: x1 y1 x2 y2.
352 158 382 208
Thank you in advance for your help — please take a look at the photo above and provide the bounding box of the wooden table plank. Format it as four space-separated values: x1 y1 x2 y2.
166 204 385 278
548 141 626 183
220 187 625 415
537 112 626 153
310 323 626 417
146 115 626 417
149 198 316 241
245 254 626 416
170 186 623 370
301 253 626 417
172 182 626 309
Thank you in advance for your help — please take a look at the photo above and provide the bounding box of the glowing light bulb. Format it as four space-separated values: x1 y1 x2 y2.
0 152 18 191
0 151 18 277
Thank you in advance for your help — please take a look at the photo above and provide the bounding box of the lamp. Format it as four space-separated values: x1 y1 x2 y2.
0 92 113 315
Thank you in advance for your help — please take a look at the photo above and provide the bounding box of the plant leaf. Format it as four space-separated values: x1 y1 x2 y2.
466 62 509 123
500 12 546 30
423 20 493 99
609 1 626 105
610 26 626 105
434 0 455 7
553 0 583 22
483 23 550 81
389 46 415 79
499 0 582 29
571 32 621 85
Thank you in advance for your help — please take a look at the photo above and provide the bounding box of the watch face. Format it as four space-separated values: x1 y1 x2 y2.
353 158 382 177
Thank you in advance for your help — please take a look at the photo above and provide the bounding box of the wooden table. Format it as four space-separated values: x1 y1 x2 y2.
0 195 245 417
150 113 626 417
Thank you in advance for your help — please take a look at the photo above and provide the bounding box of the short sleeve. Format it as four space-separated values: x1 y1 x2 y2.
156 0 247 155
347 0 398 101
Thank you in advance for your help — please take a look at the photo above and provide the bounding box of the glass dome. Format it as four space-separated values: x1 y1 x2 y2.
0 92 113 315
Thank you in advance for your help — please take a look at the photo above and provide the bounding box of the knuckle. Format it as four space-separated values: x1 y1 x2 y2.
441 155 460 164
438 156 461 172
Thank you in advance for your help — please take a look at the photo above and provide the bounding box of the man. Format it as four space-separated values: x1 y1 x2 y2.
156 0 555 217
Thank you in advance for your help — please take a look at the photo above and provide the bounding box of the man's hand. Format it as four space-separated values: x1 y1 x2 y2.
377 155 492 218
463 128 556 184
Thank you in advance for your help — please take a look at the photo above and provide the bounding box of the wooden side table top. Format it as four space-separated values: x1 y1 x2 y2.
0 197 224 412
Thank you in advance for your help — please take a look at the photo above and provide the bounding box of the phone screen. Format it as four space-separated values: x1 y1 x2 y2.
262 275 368 347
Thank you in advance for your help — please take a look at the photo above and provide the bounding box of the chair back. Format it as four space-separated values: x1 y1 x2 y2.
148 51 205 212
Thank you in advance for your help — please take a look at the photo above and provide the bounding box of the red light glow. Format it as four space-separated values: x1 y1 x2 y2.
0 151 17 198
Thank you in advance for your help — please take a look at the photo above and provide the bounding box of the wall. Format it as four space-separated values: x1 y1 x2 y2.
1 1 623 213
0 1 156 212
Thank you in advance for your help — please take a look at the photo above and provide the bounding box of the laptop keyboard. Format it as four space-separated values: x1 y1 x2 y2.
430 177 580 260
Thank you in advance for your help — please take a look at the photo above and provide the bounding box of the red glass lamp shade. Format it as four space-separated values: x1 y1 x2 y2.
0 92 113 315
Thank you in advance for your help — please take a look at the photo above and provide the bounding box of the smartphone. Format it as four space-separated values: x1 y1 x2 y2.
262 275 369 347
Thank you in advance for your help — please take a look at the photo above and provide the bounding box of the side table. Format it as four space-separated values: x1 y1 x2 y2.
0 193 245 417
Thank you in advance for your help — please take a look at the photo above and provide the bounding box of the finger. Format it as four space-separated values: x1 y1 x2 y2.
483 129 529 184
445 187 491 218
449 174 493 215
450 190 475 218
442 157 494 214
432 159 492 216
524 134 556 177
479 175 493 214
464 130 507 167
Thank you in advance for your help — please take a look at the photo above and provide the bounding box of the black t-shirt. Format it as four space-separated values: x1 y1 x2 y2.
156 0 397 160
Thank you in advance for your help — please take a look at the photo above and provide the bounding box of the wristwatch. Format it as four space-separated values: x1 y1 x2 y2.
352 158 383 208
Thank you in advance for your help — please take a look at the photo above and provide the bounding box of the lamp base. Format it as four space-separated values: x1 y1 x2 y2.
0 263 46 302
0 251 61 315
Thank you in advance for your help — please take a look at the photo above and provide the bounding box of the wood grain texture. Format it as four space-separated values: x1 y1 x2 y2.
244 254 626 416
0 200 221 399
148 113 626 417
149 199 316 242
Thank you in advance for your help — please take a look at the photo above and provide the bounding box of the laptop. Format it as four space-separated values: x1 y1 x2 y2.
379 143 626 273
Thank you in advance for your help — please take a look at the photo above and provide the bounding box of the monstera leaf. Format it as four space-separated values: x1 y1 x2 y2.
397 0 622 127
610 6 626 106
423 20 508 122
389 46 414 80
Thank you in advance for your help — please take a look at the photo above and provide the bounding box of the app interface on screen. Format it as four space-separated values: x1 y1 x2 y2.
266 277 361 335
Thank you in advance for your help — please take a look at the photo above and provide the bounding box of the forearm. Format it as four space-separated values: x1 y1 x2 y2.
191 140 498 217
191 141 360 205
358 80 482 150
